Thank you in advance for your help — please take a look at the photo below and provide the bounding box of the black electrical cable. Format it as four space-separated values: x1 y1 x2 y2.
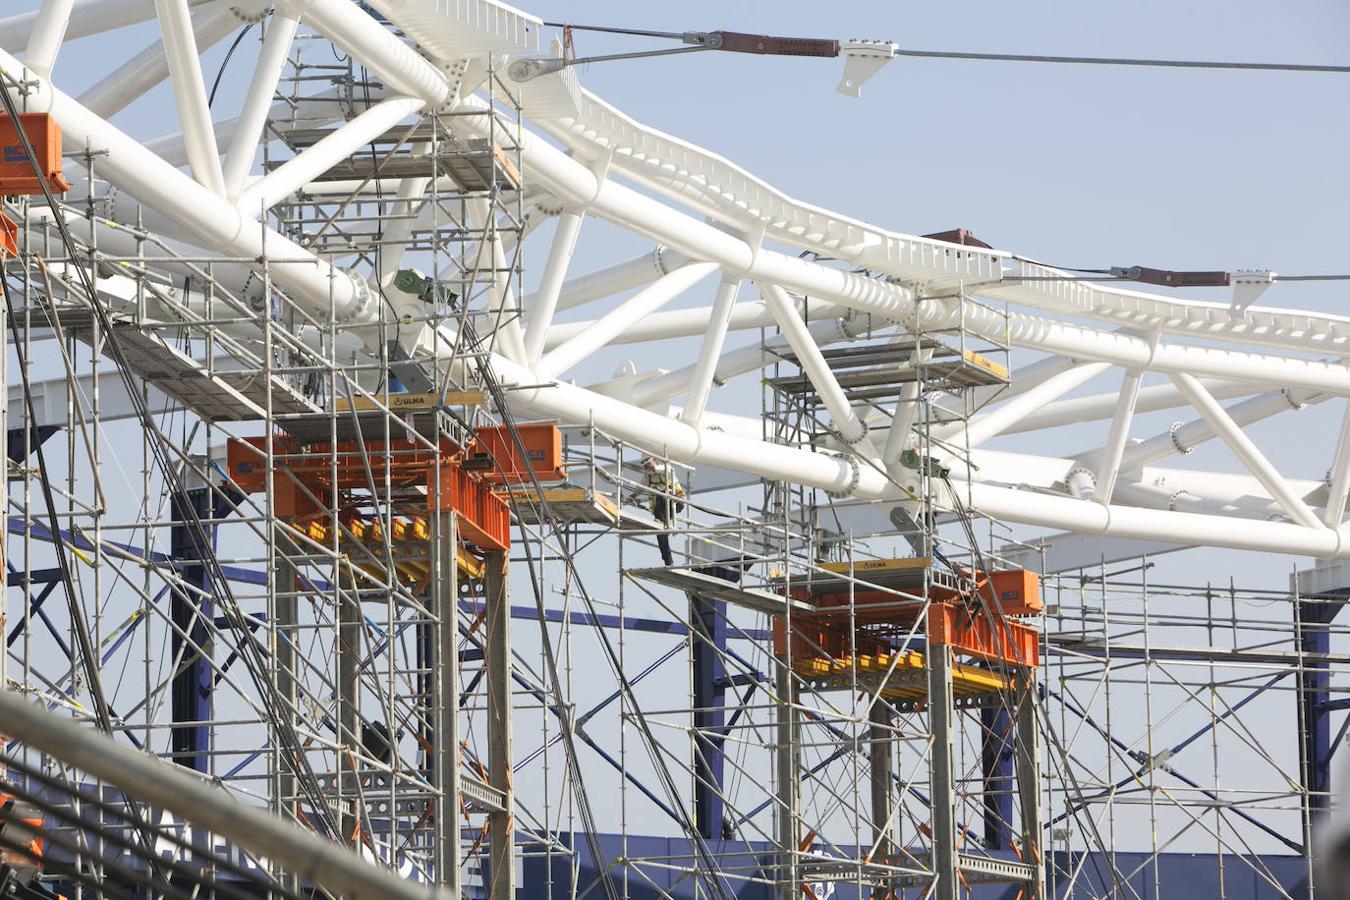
209 24 256 108
0 69 342 843
894 47 1350 74
460 314 735 900
542 21 1350 74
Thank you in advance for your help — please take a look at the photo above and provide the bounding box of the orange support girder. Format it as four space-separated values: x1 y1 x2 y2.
927 602 1039 669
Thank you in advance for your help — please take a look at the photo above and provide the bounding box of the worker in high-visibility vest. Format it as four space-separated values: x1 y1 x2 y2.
642 457 685 565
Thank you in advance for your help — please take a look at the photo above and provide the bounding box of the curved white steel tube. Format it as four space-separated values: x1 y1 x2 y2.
0 47 370 317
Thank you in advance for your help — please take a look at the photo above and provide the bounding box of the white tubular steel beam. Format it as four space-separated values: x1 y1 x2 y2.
0 688 447 900
1004 377 1258 436
1323 402 1350 526
523 211 583 365
943 363 1110 450
546 246 688 314
22 0 74 79
538 262 718 381
276 0 450 104
627 314 871 408
495 352 875 496
77 4 251 120
883 347 931 483
965 482 1348 558
448 96 1350 399
152 0 225 194
222 12 299 197
0 0 199 51
970 353 1077 409
1095 370 1141 505
542 299 845 350
1117 387 1322 472
680 277 741 426
375 144 433 288
237 97 424 215
492 347 1350 558
478 202 528 365
1169 373 1322 529
0 48 370 318
760 282 874 450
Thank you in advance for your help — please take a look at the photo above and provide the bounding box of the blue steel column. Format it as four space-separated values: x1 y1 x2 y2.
691 593 727 840
170 488 214 773
981 705 1014 849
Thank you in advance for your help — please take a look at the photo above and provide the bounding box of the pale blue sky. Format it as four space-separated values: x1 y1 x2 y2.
7 0 1347 851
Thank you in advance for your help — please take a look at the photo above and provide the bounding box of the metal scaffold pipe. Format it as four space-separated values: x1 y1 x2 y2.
0 687 448 900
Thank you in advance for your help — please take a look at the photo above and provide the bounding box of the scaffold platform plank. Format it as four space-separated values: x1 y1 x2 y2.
57 312 319 421
767 342 1008 401
276 390 482 443
502 485 662 530
627 566 814 616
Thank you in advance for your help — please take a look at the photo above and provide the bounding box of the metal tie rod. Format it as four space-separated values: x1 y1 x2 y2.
0 688 447 900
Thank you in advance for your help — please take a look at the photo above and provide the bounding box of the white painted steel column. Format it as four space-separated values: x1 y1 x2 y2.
1095 370 1141 505
538 262 718 381
237 96 425 215
152 0 225 194
681 277 741 425
1323 402 1350 526
472 198 529 366
222 12 299 197
523 211 583 366
943 363 1109 449
21 0 74 79
1170 373 1323 529
76 4 252 119
760 282 874 451
882 347 931 482
1118 387 1321 472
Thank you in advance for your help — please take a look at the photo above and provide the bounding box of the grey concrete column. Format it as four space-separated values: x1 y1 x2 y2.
869 699 895 866
1016 676 1045 899
432 511 460 893
485 550 514 900
927 645 958 900
774 662 801 900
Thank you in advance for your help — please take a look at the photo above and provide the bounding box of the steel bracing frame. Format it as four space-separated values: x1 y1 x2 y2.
0 1 1342 898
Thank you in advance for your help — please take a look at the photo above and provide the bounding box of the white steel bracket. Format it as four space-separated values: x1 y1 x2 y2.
1230 269 1276 319
836 40 897 98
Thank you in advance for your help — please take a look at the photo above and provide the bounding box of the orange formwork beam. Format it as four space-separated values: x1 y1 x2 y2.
927 602 1039 669
469 423 566 484
225 435 510 552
